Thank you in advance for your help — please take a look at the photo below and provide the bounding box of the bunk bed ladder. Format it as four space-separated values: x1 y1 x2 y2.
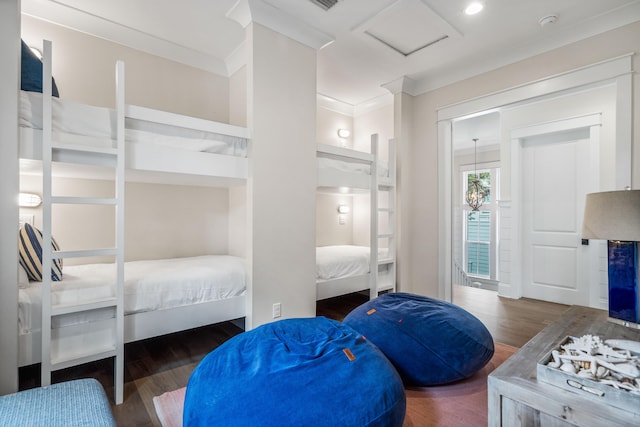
40 40 125 404
377 138 397 294
369 135 379 300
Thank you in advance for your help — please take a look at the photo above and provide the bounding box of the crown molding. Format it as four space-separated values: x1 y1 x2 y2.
382 76 419 96
227 0 334 50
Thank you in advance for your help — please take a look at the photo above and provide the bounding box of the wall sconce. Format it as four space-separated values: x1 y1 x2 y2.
338 204 350 214
582 189 640 326
338 204 350 225
337 129 351 139
19 192 42 208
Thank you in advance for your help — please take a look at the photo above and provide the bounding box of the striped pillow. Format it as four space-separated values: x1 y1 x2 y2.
18 223 63 282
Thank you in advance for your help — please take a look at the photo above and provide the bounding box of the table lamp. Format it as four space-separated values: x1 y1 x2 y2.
582 189 640 327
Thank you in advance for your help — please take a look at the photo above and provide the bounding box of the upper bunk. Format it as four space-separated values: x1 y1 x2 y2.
316 135 395 192
18 40 250 187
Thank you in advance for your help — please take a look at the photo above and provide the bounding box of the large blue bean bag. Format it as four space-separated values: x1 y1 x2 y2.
343 292 494 386
184 317 406 427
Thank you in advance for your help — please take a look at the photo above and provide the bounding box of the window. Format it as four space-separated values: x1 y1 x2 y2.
467 210 491 276
462 164 500 280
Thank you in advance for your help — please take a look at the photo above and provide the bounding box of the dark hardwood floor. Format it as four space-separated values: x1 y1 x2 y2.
19 287 569 426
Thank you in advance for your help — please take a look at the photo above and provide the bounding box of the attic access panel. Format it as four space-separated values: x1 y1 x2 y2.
358 0 461 57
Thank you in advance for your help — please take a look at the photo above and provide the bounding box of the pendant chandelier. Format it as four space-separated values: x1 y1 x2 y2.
466 138 487 211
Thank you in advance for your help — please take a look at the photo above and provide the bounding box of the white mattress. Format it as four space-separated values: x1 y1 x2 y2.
316 245 388 282
18 255 246 335
317 157 389 177
19 91 247 157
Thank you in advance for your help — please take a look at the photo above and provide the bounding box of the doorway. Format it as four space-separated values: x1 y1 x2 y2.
437 55 633 306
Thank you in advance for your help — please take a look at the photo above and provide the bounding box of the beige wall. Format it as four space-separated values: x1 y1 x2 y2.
353 104 394 247
354 104 393 156
406 21 640 297
20 175 230 264
18 16 242 264
21 15 230 121
315 104 394 249
317 107 353 147
229 66 247 127
316 193 354 247
316 106 354 246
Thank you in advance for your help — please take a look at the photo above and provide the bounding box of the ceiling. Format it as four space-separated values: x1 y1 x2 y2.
21 0 640 110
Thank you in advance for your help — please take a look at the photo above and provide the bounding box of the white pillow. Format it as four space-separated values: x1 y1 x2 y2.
18 263 30 288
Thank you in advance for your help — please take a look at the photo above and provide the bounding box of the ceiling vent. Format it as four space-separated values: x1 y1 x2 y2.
310 0 339 11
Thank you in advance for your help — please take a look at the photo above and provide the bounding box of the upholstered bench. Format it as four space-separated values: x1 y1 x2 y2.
0 378 116 427
184 316 406 427
344 292 495 386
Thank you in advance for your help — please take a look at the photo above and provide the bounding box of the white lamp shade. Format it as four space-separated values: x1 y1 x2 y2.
582 190 640 241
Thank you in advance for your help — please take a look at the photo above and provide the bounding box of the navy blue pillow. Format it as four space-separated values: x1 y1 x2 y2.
184 317 406 427
343 292 495 386
21 40 60 97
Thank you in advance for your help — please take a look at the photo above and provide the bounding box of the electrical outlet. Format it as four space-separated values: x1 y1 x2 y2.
273 303 282 318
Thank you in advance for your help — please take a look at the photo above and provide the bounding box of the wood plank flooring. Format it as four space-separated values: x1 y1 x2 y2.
19 287 570 426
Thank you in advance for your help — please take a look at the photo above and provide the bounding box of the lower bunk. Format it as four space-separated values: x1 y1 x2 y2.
316 245 393 300
18 255 246 367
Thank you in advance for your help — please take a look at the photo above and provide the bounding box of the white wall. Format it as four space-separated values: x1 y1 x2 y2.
0 0 20 396
405 21 640 298
246 23 317 327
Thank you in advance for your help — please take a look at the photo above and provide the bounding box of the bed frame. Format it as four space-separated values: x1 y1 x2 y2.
18 40 250 404
316 135 396 301
18 294 246 367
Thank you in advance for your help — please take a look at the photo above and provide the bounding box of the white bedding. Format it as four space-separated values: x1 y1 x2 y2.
18 255 246 334
317 157 389 177
316 245 388 282
19 91 247 157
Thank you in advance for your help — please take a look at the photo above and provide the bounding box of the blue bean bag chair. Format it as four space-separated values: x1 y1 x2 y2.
343 292 494 386
184 317 406 427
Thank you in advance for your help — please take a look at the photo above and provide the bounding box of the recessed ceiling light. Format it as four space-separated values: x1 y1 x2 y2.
465 2 484 16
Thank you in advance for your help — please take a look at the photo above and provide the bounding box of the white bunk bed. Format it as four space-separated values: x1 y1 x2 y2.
17 255 247 366
18 86 249 186
17 41 249 403
315 135 396 301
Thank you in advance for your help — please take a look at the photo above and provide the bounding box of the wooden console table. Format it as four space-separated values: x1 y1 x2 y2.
488 305 640 426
